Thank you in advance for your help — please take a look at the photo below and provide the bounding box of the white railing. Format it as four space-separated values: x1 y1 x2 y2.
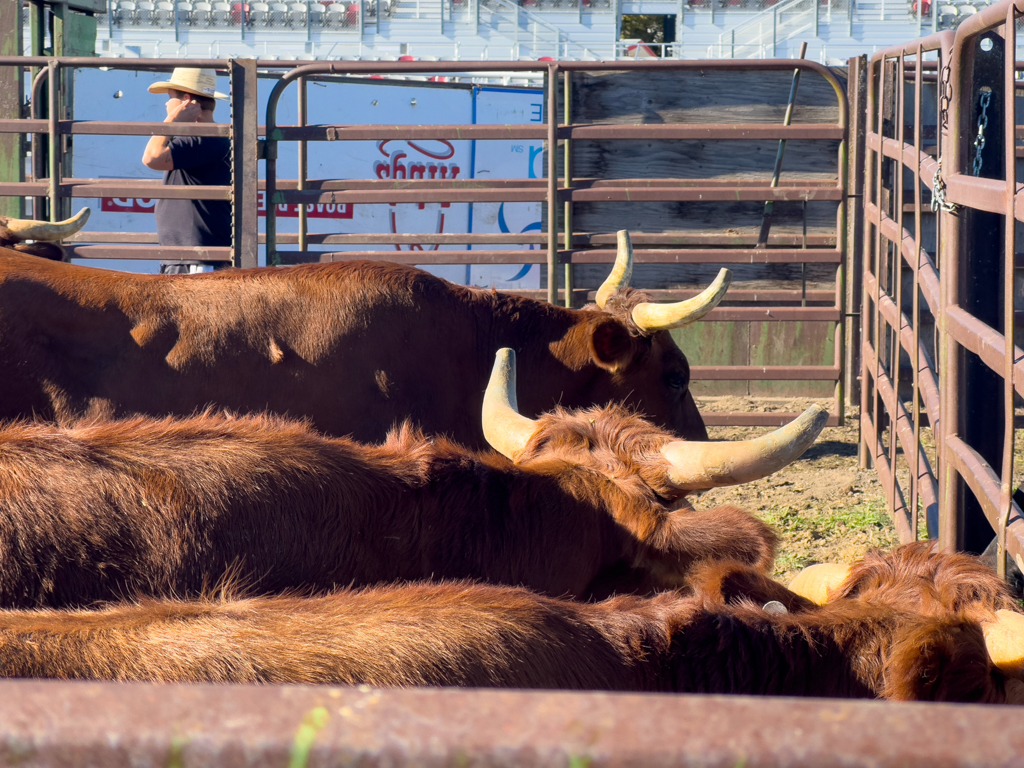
474 0 602 59
715 0 849 58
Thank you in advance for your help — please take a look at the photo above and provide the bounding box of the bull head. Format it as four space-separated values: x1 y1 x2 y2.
482 347 828 490
0 207 91 243
788 560 1024 679
595 230 732 333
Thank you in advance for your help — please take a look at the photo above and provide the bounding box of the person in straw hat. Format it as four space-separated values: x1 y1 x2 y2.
142 68 231 274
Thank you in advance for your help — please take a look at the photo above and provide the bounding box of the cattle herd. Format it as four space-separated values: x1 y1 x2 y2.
0 209 1019 703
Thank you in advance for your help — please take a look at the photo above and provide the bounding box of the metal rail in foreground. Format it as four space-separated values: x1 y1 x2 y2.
1 680 1022 766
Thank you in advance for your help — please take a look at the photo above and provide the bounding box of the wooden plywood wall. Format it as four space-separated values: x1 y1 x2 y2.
551 66 847 397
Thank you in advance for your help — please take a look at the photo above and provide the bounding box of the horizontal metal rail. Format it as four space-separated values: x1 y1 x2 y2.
2 680 1023 767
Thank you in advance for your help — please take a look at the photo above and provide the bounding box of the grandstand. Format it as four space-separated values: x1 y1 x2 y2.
64 0 1000 64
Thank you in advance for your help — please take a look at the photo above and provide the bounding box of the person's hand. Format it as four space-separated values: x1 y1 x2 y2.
165 98 202 123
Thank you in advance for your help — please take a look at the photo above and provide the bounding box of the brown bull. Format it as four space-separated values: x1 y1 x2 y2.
0 545 1019 704
0 212 724 446
0 349 827 608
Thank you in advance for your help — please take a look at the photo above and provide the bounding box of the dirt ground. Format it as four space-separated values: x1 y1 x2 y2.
693 396 900 584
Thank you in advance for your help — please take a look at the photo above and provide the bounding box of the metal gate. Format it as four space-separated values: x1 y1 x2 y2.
858 0 1024 578
0 55 849 428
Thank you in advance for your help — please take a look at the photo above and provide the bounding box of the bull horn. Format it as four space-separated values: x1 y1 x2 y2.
659 404 829 490
982 609 1024 677
787 563 853 605
595 230 634 309
482 348 540 460
631 268 732 333
2 207 91 242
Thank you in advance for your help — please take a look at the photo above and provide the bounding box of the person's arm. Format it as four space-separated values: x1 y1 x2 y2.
142 98 203 171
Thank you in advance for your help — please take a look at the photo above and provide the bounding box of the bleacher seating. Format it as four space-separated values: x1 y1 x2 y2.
269 2 290 25
175 1 193 25
115 0 137 25
324 2 346 25
249 1 270 25
154 1 175 25
211 1 232 23
288 2 308 27
136 0 156 24
192 1 212 25
308 1 326 24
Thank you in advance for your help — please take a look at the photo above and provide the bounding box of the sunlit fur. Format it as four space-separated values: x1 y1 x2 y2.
685 543 1024 703
0 407 775 609
0 547 1013 704
0 255 708 445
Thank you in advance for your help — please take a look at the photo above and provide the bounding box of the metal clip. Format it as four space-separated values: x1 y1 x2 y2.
931 157 958 214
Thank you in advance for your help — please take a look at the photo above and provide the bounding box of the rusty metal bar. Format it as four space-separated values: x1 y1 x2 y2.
46 60 58 223
561 248 840 264
563 70 573 309
4 680 1024 767
546 62 558 305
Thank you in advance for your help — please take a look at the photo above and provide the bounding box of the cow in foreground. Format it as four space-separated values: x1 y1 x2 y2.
0 212 725 447
0 349 827 608
0 545 1019 704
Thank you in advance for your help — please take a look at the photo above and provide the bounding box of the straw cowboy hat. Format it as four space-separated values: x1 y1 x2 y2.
148 68 228 100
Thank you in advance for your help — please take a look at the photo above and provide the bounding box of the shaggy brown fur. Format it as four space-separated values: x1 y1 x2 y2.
684 544 1024 702
0 408 776 608
0 548 1013 704
0 255 708 447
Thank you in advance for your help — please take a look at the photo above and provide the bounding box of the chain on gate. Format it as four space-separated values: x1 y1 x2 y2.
972 90 992 177
932 64 959 214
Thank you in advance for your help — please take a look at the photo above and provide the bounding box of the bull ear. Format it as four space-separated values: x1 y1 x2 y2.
589 319 635 372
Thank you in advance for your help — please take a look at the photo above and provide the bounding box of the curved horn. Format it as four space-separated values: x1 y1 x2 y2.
2 207 91 242
631 268 732 333
982 609 1024 677
787 563 853 605
595 230 634 309
482 348 540 461
659 404 829 491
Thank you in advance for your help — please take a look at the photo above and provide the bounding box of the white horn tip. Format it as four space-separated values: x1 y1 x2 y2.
983 609 1024 677
787 563 852 605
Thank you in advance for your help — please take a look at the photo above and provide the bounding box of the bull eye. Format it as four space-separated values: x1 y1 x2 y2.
667 372 688 391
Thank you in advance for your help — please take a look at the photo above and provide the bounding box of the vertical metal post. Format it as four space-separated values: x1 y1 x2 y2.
563 70 573 308
846 54 866 409
47 60 59 223
546 63 558 305
997 6 1016 577
911 44 923 538
0 0 24 219
958 32 1005 554
938 46 960 554
889 52 906 533
298 75 308 255
229 59 259 269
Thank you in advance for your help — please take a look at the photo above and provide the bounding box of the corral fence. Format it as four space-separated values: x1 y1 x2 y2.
0 43 1021 767
854 0 1024 577
0 55 849 429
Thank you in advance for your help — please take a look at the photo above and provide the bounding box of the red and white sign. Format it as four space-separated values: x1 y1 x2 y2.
101 194 353 219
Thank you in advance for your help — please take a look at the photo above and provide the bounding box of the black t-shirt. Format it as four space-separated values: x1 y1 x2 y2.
155 135 232 247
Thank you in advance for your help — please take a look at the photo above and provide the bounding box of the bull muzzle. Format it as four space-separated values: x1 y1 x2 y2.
2 207 91 242
594 229 732 332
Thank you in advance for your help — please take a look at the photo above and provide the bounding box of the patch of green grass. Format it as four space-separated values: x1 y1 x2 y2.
760 499 894 537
